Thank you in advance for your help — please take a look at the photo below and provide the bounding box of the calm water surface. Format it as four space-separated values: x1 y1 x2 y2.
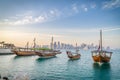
0 50 120 80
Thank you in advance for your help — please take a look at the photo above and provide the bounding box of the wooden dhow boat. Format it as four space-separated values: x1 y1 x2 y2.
13 38 36 56
35 50 58 58
91 30 112 63
35 37 61 58
66 43 81 60
13 48 36 56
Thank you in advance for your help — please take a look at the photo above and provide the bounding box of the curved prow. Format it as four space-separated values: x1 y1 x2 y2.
66 51 72 56
110 52 112 58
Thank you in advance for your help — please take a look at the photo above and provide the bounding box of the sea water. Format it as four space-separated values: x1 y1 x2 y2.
0 50 120 80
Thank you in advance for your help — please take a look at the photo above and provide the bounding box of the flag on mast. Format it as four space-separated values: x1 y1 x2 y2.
97 40 100 51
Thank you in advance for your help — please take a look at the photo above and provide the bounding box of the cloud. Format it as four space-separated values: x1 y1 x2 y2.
0 9 61 25
63 27 120 34
90 3 96 9
102 0 120 9
103 27 120 32
81 4 88 12
6 15 46 25
0 5 78 26
50 10 55 14
72 4 79 13
84 8 88 12
64 28 99 33
49 9 61 17
3 19 9 22
35 16 45 23
0 3 94 26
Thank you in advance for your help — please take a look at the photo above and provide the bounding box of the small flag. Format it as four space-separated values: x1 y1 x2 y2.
98 44 100 51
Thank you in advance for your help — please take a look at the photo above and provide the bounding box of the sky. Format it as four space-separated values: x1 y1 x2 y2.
0 0 120 49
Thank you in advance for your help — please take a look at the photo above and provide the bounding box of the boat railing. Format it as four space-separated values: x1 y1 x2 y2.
13 47 35 51
92 50 112 57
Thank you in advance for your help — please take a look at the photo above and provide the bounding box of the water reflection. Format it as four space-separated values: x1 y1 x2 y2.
36 56 57 62
93 63 111 69
67 59 80 70
68 58 80 61
93 63 111 80
13 55 33 60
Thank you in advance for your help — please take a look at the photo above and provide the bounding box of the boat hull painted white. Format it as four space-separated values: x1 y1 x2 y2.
0 48 13 55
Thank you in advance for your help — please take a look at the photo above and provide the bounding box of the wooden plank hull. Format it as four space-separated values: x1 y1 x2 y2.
92 55 111 63
13 51 35 56
35 51 57 58
66 51 80 60
68 54 80 59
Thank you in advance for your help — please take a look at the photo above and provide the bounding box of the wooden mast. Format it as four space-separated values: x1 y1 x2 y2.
51 36 53 50
26 42 29 51
33 38 36 51
100 30 102 51
76 43 77 51
76 43 78 54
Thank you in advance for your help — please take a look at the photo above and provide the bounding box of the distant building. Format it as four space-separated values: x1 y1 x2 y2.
57 41 60 49
42 45 49 48
54 42 57 49
81 43 87 49
106 46 110 50
61 43 64 49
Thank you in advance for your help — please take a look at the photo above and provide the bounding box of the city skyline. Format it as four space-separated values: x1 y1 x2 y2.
0 0 120 49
